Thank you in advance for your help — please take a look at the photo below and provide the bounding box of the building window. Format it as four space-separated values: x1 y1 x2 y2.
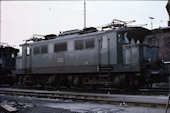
54 42 67 52
41 45 48 54
33 46 40 55
75 40 84 50
85 38 95 49
167 42 170 47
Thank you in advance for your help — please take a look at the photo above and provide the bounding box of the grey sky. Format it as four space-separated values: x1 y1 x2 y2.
1 1 168 49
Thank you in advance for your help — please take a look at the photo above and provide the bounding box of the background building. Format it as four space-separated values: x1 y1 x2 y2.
166 0 170 26
144 1 170 70
144 27 170 61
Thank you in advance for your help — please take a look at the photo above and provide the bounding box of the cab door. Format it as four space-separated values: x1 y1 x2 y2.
22 45 31 73
99 35 110 66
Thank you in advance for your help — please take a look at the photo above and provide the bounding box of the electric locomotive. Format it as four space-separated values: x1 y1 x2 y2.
0 43 19 85
15 20 163 89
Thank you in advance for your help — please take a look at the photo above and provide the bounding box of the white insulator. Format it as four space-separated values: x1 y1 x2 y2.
130 38 135 44
137 40 140 44
124 37 129 44
33 34 45 39
124 33 129 44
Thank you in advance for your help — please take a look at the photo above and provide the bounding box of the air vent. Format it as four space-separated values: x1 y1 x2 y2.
59 29 82 36
44 34 57 40
79 27 98 34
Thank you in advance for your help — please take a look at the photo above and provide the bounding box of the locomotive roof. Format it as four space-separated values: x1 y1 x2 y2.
0 46 19 52
21 27 150 46
21 29 109 46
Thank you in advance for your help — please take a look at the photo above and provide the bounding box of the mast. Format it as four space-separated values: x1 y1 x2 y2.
0 1 1 43
84 0 86 28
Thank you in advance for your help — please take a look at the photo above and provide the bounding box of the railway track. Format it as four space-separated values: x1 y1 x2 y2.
1 84 169 95
71 87 170 95
0 88 169 108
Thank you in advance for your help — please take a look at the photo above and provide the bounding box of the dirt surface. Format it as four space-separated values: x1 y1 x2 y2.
18 106 75 113
0 94 169 113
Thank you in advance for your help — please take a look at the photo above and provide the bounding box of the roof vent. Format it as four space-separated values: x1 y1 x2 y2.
59 29 82 36
44 34 57 40
79 27 98 34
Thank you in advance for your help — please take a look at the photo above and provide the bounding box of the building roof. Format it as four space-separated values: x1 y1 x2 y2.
150 26 170 34
160 26 170 30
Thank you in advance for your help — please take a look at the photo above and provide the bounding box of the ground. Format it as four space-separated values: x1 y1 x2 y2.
0 94 168 113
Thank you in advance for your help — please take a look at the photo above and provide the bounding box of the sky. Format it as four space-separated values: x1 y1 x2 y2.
0 1 169 49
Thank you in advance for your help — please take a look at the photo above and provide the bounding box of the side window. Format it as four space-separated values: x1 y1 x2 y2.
41 45 48 54
102 36 108 49
75 40 84 50
54 42 67 52
11 53 15 58
85 38 95 49
26 47 30 56
117 33 121 42
33 46 40 55
165 37 170 47
117 34 121 38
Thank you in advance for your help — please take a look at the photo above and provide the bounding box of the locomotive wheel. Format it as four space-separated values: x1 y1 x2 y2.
51 76 61 89
113 74 140 89
128 75 140 89
145 78 153 88
73 76 83 87
132 78 140 89
113 75 129 89
73 76 80 87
